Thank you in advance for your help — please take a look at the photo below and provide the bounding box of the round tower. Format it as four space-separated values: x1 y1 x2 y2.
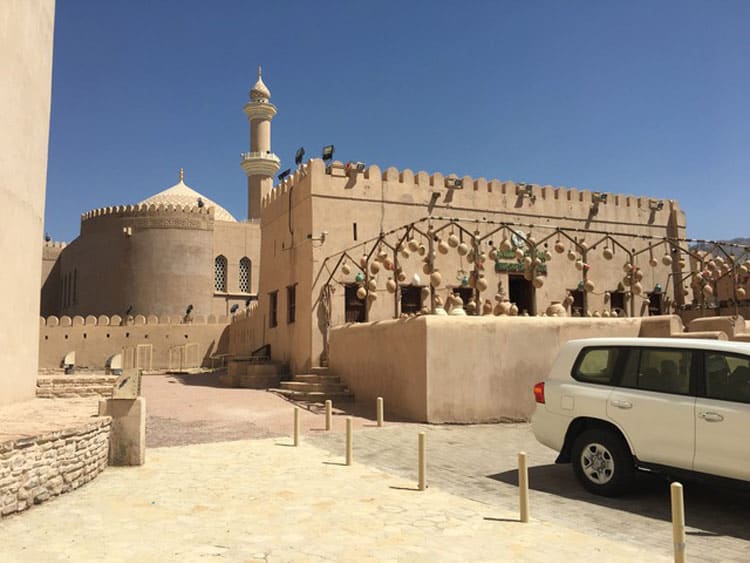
241 66 280 220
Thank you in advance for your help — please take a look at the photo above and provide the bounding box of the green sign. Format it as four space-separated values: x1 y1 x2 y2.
495 262 548 274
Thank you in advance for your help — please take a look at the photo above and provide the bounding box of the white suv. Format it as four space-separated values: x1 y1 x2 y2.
532 337 750 496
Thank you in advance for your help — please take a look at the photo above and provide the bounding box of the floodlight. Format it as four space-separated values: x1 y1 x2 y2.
445 177 464 189
197 197 205 208
125 305 133 315
230 304 240 313
295 147 305 166
44 232 51 242
345 161 366 174
277 168 291 181
593 192 608 204
186 304 193 315
321 145 335 161
649 199 665 211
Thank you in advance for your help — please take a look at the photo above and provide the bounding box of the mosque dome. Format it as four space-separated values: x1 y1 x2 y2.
138 170 237 222
249 65 271 102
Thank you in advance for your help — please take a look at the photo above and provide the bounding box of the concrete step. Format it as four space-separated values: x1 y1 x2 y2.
219 373 281 389
228 360 288 378
309 366 331 375
279 381 348 392
269 388 355 402
291 374 341 384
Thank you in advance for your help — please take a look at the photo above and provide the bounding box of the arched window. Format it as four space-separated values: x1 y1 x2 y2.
239 257 251 293
214 255 227 292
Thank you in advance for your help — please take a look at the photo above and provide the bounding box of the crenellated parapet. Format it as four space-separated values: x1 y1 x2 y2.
40 313 229 327
79 202 216 234
43 240 67 249
262 158 683 220
81 202 215 223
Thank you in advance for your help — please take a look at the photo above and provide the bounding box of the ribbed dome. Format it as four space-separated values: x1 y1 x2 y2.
249 65 271 101
138 178 237 222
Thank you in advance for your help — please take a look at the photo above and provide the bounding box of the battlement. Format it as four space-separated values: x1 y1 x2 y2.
43 240 67 249
81 202 215 223
41 313 229 327
261 158 681 215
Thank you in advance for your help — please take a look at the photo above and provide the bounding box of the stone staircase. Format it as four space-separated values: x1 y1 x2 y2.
270 366 354 403
220 355 288 389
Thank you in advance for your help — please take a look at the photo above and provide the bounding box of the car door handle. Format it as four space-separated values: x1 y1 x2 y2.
610 399 633 409
699 412 724 422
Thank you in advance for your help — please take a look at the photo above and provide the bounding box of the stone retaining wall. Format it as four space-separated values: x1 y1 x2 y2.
0 418 111 518
36 375 117 399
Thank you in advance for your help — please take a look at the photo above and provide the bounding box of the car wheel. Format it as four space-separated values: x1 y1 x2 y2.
571 428 635 497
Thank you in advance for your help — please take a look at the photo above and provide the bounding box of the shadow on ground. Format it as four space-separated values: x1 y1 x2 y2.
167 372 228 388
488 464 750 541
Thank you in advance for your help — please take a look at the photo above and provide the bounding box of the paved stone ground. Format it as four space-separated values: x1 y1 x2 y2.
0 438 669 562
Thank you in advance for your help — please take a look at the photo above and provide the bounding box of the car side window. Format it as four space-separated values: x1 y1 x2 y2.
572 347 624 384
617 348 692 395
704 352 750 404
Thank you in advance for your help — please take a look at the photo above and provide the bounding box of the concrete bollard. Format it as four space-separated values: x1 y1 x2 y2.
418 432 426 491
518 452 529 523
671 482 686 563
377 397 384 427
325 400 332 431
345 417 353 466
293 407 300 447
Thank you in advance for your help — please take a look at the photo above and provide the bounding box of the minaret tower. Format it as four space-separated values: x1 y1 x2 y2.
241 66 280 220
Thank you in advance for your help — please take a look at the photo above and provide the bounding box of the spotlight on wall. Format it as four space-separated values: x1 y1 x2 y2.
230 304 240 314
295 147 305 166
125 305 133 316
122 226 133 237
444 177 464 189
186 304 194 315
321 145 335 162
517 183 536 202
197 197 205 208
277 168 291 181
245 298 252 306
649 199 665 211
307 231 328 243
592 192 608 204
345 161 366 174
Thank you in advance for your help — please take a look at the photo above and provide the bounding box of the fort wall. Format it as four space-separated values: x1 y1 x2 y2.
39 315 229 370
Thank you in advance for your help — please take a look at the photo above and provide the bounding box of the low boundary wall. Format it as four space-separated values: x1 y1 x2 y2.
36 375 117 399
329 316 642 423
0 417 111 518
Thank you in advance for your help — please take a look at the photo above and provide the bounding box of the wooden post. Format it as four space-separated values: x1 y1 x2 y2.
518 452 529 523
325 400 332 431
345 417 353 466
671 482 686 563
293 407 300 447
377 397 384 427
418 432 426 491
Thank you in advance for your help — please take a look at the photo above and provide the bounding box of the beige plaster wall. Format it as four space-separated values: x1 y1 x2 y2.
39 316 229 370
212 221 261 315
248 158 686 374
330 316 641 423
0 0 55 405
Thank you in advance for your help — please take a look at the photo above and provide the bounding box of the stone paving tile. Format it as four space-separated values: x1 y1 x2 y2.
0 438 669 562
307 422 750 563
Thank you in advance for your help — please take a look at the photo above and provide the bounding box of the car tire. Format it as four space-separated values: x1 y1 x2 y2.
571 428 635 497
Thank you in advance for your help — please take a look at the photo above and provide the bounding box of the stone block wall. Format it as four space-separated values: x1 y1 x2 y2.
0 418 111 518
36 375 117 399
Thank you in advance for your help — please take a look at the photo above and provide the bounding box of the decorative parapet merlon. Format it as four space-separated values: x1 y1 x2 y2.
41 313 230 327
241 151 281 177
80 203 215 223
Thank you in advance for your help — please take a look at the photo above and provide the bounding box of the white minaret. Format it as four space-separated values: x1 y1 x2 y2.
241 66 280 220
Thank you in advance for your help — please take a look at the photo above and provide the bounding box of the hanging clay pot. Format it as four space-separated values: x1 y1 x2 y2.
592 310 601 318
466 300 477 314
341 262 351 275
494 293 503 303
422 262 433 275
386 279 397 293
579 241 589 253
706 260 716 272
500 238 512 252
524 256 533 268
584 280 595 293
703 284 714 297
447 233 459 248
554 240 565 254
602 310 611 318
383 257 394 270
397 270 407 283
740 265 749 275
482 299 493 315
367 279 377 292
737 287 746 299
546 301 567 317
543 250 552 261
533 276 545 289
400 248 410 259
407 239 419 252
476 276 489 292
509 303 519 316
649 257 658 268
418 244 427 257
563 295 574 307
679 259 686 269
489 248 498 261
575 259 584 271
457 243 469 256
438 240 449 254
355 271 365 283
634 269 644 282
370 261 380 275
430 271 443 287
378 251 388 262
567 249 577 261
603 247 614 260
360 254 368 268
466 250 475 264
662 254 672 266
356 286 367 300
515 248 525 261
368 292 378 301
421 286 431 300
632 282 643 295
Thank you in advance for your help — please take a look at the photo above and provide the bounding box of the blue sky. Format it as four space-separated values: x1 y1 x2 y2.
46 1 749 242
